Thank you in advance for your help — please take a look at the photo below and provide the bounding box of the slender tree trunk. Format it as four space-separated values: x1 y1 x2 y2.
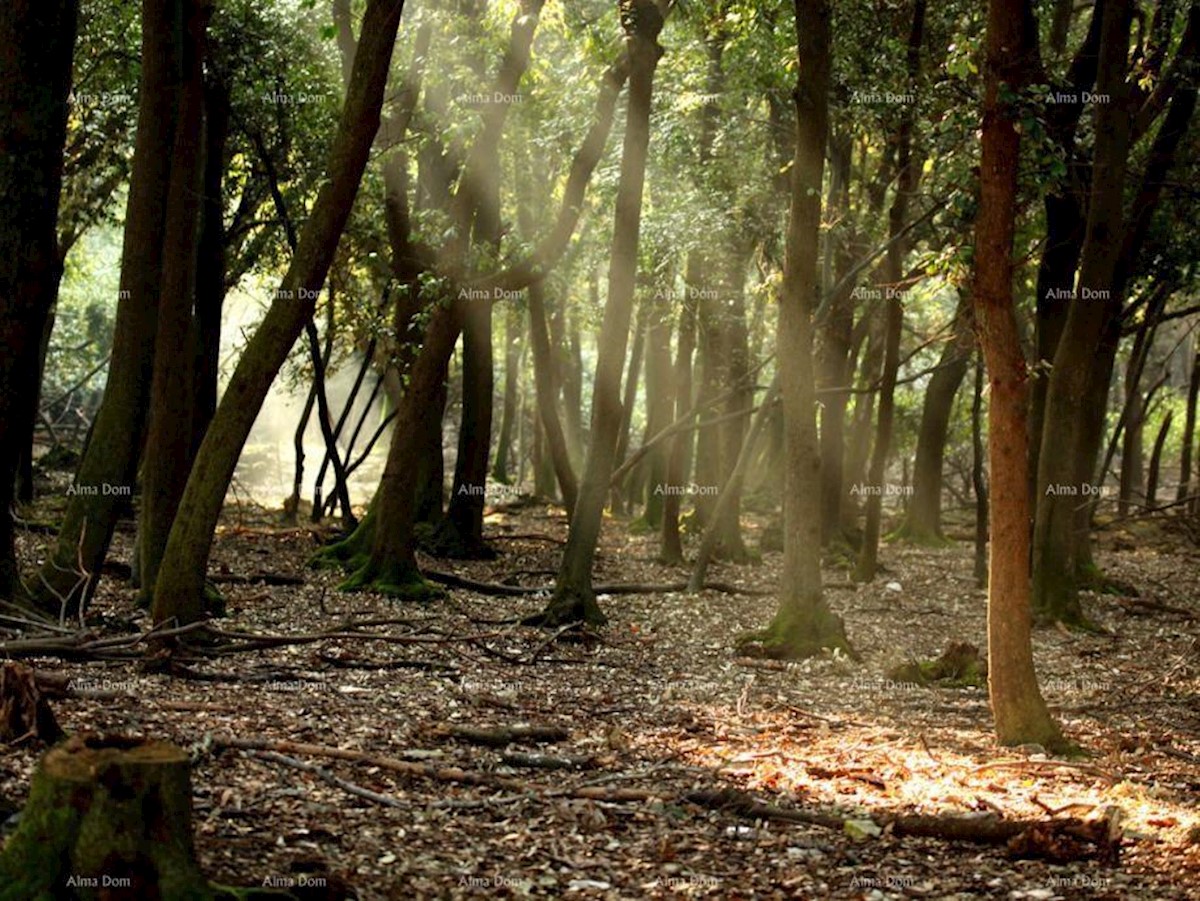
639 289 674 528
974 0 1065 749
1146 410 1172 508
816 134 855 545
151 0 406 625
192 76 230 458
611 299 648 515
740 0 852 660
971 352 988 587
492 300 523 484
31 0 182 616
901 292 974 542
0 0 79 603
855 0 924 582
531 0 665 627
436 1 546 557
689 380 778 591
660 282 697 563
1179 350 1200 501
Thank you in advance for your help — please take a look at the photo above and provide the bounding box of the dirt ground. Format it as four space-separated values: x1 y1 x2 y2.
3 502 1199 900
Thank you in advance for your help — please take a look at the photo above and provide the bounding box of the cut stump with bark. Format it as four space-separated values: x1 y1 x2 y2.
0 733 301 900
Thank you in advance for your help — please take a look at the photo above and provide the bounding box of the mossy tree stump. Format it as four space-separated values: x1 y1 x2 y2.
0 734 293 901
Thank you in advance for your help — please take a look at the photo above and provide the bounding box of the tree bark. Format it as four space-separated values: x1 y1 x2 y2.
1146 410 1172 508
1033 0 1134 627
739 0 853 660
492 300 523 484
139 0 211 604
971 352 989 587
659 281 698 564
974 0 1065 749
30 0 179 616
531 0 666 627
901 292 974 542
1179 350 1200 502
151 0 406 625
0 0 78 603
855 0 925 582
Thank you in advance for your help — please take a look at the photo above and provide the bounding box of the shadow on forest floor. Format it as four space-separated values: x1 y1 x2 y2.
5 501 1200 899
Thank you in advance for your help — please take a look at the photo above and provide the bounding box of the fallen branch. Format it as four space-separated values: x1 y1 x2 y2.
439 724 569 748
209 735 1121 858
500 752 596 770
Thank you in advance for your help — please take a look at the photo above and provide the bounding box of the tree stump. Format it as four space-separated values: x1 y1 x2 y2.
0 733 213 900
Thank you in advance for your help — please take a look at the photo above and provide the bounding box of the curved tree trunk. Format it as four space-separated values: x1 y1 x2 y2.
151 0 406 625
1146 410 1172 508
532 0 666 627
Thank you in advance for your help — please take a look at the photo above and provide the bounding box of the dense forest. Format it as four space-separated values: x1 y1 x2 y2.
1 0 1199 897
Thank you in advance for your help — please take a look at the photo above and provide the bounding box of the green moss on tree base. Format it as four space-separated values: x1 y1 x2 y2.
736 601 857 661
309 516 375 571
339 558 445 601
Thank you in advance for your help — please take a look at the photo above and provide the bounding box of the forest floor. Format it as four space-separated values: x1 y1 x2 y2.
3 499 1200 900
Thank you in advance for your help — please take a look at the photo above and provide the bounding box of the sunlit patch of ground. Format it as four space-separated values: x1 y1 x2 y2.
4 501 1199 898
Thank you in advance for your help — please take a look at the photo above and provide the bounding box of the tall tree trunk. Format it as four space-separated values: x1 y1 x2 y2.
1146 410 1171 508
31 0 182 616
531 0 665 627
611 298 648 515
1033 0 1134 627
1179 350 1200 502
901 292 974 542
192 76 230 458
0 0 79 602
151 0 406 625
974 0 1065 749
971 352 988 587
437 0 546 558
816 133 855 545
843 314 883 535
336 302 461 598
660 281 697 563
739 0 852 660
139 0 210 604
639 288 674 528
492 300 523 484
855 0 925 582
